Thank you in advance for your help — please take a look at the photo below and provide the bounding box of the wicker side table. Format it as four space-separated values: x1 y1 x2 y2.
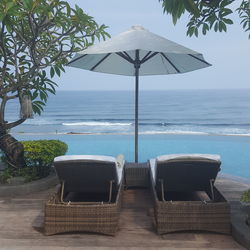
125 162 149 188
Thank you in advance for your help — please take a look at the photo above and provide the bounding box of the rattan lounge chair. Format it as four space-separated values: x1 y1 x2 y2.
44 154 125 236
149 154 231 234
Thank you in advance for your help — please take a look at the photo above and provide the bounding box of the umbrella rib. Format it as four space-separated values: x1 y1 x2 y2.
123 51 134 62
140 51 152 62
140 52 159 64
188 54 212 66
116 52 134 64
67 54 87 65
90 53 111 71
160 53 181 73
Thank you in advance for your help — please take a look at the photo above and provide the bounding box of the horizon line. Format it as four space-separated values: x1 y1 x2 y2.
55 88 250 92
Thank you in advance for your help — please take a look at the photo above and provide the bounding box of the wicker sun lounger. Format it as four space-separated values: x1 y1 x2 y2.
44 154 125 236
149 154 231 234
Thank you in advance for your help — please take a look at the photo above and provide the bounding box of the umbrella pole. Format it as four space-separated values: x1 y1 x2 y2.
135 69 139 163
135 50 140 163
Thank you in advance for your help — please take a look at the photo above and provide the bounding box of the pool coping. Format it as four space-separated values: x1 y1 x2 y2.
220 173 250 185
0 173 58 197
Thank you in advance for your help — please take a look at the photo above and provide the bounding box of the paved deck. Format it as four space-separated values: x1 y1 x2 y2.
0 175 249 250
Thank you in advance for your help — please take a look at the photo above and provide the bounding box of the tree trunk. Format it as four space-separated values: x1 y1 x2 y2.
0 126 26 168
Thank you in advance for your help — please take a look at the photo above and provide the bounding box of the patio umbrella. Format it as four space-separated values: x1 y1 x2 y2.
68 25 211 163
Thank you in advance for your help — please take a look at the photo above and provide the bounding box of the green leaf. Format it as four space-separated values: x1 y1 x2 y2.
243 20 248 29
221 0 235 8
222 8 233 17
58 64 65 73
35 100 45 106
161 0 185 24
219 21 223 32
223 18 233 24
54 66 61 77
0 13 5 22
32 104 41 115
187 26 195 37
22 0 32 10
46 88 56 95
6 2 15 12
206 14 217 27
32 91 38 100
183 0 200 17
50 67 55 78
202 24 209 35
41 70 46 78
46 79 58 86
194 27 198 37
220 0 229 8
214 22 219 32
221 21 227 32
6 25 12 33
39 91 47 102
34 101 44 110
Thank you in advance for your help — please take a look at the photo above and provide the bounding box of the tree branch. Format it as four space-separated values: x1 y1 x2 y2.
6 118 26 129
0 21 8 87
0 95 18 124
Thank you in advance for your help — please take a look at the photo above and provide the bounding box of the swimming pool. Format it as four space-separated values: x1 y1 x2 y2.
15 133 250 180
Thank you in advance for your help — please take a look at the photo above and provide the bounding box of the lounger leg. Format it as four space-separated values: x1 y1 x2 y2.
159 179 166 202
108 180 115 203
60 181 65 203
209 179 215 201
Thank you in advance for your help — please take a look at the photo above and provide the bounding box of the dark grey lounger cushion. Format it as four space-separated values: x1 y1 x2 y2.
54 155 124 193
150 154 221 192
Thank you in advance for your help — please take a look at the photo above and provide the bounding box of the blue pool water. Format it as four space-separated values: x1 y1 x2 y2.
16 133 250 179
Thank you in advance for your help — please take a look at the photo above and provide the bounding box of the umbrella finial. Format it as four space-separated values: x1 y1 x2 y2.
131 25 145 31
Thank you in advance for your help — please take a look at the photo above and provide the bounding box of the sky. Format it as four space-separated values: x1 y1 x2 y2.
56 0 250 91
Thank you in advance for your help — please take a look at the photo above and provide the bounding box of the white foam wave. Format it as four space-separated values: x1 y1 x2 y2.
141 130 209 135
62 121 132 126
23 119 57 125
221 133 250 137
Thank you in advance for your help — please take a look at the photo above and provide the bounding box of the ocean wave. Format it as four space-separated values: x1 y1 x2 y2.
223 133 250 137
141 130 209 135
139 122 250 127
19 118 250 127
62 121 132 126
22 120 60 125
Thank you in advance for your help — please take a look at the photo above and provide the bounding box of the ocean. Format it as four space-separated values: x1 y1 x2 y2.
7 89 250 136
5 89 250 179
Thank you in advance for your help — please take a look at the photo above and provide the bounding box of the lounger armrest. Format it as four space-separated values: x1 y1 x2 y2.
116 154 125 184
149 159 156 183
116 154 125 168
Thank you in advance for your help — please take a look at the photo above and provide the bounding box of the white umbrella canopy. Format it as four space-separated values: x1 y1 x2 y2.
68 25 211 162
